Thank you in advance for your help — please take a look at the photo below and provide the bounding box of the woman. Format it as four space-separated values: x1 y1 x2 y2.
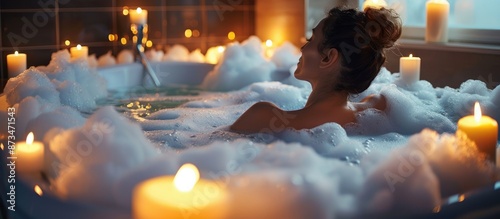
231 7 402 133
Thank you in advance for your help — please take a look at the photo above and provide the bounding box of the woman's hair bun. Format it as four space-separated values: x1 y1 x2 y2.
364 7 402 50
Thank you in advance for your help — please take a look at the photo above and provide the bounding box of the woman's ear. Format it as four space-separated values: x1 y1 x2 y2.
319 48 340 69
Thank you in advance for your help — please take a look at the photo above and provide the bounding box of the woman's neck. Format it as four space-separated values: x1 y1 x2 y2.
305 84 348 108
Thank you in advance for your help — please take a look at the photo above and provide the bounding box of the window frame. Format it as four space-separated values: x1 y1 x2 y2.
358 0 500 46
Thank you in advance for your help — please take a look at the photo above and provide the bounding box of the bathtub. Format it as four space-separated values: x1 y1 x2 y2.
97 61 291 90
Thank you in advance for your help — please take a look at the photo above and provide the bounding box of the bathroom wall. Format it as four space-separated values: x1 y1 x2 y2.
0 0 255 88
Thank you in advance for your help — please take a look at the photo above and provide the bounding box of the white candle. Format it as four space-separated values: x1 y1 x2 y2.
400 54 421 85
130 7 148 25
133 163 227 219
426 0 449 43
70 44 89 59
7 51 27 78
362 0 388 10
15 132 44 175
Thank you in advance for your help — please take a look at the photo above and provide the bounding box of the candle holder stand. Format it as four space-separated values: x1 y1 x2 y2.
135 24 161 87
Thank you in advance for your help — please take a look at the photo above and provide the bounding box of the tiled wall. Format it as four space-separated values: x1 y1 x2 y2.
0 0 255 88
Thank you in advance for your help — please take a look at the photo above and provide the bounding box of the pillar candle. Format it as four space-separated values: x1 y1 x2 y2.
399 54 421 85
457 102 498 164
133 163 227 219
362 0 388 10
426 0 450 43
7 51 27 78
70 44 88 59
130 7 148 25
15 132 45 174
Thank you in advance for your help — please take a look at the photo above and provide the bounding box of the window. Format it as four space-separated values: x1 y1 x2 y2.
358 0 500 44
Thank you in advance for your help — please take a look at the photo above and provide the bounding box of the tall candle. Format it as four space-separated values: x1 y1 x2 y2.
399 54 421 85
362 0 388 10
130 7 148 25
15 132 45 174
70 44 88 59
426 0 449 43
7 51 27 78
133 163 227 219
457 102 498 164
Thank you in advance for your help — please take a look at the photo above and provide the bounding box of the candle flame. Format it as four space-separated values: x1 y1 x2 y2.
266 39 273 47
26 132 34 145
64 40 70 46
34 185 43 196
137 7 143 13
173 163 200 192
474 102 482 122
76 44 82 50
0 143 4 150
409 54 413 58
14 51 19 55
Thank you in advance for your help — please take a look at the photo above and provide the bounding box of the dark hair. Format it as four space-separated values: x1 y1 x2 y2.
320 7 401 94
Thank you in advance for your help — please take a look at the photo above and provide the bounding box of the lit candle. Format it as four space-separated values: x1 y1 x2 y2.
70 44 89 59
399 54 421 85
362 0 388 10
7 51 27 78
426 0 449 43
264 39 275 58
457 102 498 163
133 163 227 219
130 7 148 25
205 46 225 64
15 132 45 174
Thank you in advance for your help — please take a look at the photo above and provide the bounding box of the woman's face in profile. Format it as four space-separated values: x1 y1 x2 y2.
294 20 327 83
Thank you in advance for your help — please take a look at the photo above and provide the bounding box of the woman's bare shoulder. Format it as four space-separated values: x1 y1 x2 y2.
356 94 387 111
230 102 282 133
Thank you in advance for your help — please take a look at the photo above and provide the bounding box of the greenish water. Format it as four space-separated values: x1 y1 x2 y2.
97 86 203 117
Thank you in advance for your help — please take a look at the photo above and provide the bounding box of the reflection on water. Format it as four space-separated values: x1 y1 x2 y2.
97 85 203 118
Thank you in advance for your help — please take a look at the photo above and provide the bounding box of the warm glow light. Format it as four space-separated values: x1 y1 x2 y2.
64 40 70 46
132 36 138 43
136 7 143 14
76 44 82 50
192 29 200 37
458 194 465 202
217 46 225 53
173 163 200 192
34 185 43 196
228 31 236 40
409 54 413 58
185 29 193 38
0 143 4 150
266 39 273 47
146 40 153 48
474 102 482 122
14 51 19 55
26 132 34 145
120 37 127 45
108 34 116 41
122 7 129 15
